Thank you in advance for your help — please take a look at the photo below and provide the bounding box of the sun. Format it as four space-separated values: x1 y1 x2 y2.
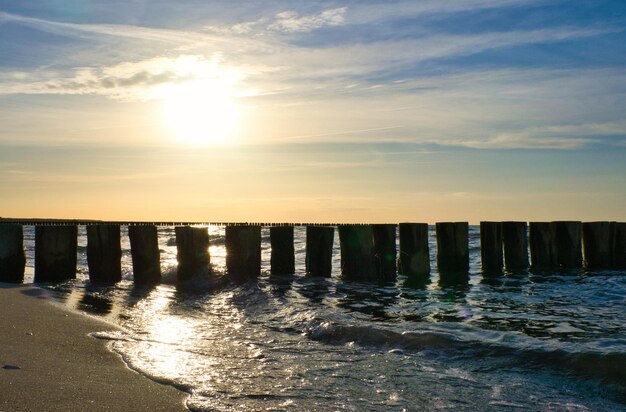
160 80 240 145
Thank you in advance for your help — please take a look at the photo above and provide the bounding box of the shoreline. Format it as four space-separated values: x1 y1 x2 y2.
0 283 189 412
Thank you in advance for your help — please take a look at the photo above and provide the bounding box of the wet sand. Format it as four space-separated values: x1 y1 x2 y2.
0 284 188 411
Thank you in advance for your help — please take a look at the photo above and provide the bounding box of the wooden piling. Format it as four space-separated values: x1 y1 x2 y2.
87 224 122 283
436 222 469 274
502 221 529 271
34 225 77 283
612 222 626 269
225 225 261 281
175 226 210 282
480 221 503 275
553 221 582 268
338 225 376 281
128 225 161 285
270 226 295 275
398 223 430 279
529 222 558 269
582 222 612 269
305 226 334 277
372 224 397 281
0 224 26 283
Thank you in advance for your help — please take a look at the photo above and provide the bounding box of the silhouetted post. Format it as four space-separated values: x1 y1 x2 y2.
128 225 161 285
0 224 26 283
399 223 430 278
502 221 529 271
612 222 626 269
34 225 77 282
529 222 558 268
372 224 397 281
436 222 469 274
480 221 503 275
306 226 334 277
175 226 210 282
554 221 582 268
338 225 375 281
270 226 295 274
87 224 122 283
226 225 261 281
582 222 612 269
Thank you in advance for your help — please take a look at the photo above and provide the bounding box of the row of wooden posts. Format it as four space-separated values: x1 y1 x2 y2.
0 221 624 285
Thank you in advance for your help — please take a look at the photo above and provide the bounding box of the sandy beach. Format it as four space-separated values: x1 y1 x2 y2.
0 284 188 412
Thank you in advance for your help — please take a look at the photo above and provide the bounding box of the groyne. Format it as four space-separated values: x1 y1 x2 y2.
0 220 624 284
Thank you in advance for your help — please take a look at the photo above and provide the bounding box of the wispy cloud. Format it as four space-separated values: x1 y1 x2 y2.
284 125 406 141
266 7 347 33
206 7 348 35
1 169 172 183
449 121 626 149
346 0 544 24
0 54 252 101
448 134 591 150
0 11 216 45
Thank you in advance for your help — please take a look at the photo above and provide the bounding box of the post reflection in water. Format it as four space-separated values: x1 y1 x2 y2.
295 276 332 304
267 273 293 297
78 285 115 315
335 282 400 320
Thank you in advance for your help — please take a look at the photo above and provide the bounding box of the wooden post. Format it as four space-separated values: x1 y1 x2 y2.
612 222 626 269
480 221 503 275
226 225 261 281
436 222 469 274
305 226 334 277
0 224 25 283
128 225 161 285
372 224 397 281
582 222 612 269
502 221 529 271
529 222 558 268
270 226 295 275
398 223 430 279
338 225 375 281
87 224 122 284
34 225 77 283
175 226 210 282
553 221 582 268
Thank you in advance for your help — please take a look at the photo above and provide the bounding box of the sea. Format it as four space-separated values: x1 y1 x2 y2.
20 225 626 411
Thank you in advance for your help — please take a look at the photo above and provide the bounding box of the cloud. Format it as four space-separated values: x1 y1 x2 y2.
203 7 347 35
449 134 591 149
1 169 171 183
347 0 542 24
437 120 626 149
268 7 347 33
259 27 617 83
283 125 406 141
0 10 269 53
202 1 540 35
0 54 251 101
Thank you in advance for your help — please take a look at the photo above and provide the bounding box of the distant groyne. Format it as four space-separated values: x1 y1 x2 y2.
0 220 624 285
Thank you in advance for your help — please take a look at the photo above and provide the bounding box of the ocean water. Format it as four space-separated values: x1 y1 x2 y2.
21 225 626 411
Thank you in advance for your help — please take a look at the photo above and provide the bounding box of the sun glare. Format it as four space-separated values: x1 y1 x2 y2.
161 80 240 145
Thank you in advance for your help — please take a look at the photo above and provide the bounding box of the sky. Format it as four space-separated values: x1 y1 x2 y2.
0 0 625 223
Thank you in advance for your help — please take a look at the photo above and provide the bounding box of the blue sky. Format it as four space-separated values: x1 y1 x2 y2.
0 0 625 222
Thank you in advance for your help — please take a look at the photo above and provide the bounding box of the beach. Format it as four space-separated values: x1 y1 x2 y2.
0 284 188 412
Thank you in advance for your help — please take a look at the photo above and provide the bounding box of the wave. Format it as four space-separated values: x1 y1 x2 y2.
306 321 626 388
